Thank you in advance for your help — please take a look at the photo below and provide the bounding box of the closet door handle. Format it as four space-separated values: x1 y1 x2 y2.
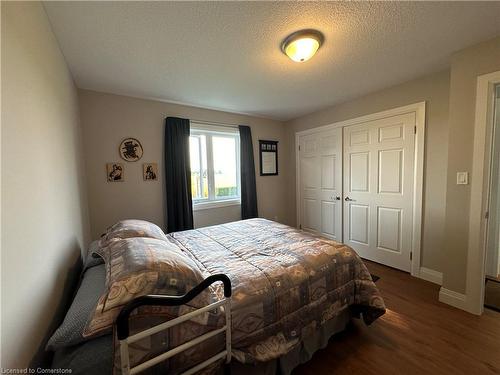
335 196 341 200
344 197 356 202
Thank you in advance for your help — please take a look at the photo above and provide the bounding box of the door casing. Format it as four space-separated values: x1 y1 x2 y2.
461 70 500 315
295 102 426 277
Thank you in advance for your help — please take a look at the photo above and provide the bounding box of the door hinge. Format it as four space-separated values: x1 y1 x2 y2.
410 252 413 261
298 145 301 151
485 211 489 219
414 126 417 134
299 224 302 229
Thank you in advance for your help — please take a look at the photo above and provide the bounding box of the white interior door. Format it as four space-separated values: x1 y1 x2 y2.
343 113 416 271
299 128 342 241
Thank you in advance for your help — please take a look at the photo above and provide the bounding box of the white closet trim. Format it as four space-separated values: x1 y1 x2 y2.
295 102 426 278
461 70 500 315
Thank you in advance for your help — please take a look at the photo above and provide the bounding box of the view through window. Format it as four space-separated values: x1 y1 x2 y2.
190 126 240 205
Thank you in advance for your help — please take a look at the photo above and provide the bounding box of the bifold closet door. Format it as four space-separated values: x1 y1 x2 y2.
343 113 416 272
299 128 342 241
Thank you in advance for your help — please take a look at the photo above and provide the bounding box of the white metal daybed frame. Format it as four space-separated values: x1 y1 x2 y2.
116 274 232 375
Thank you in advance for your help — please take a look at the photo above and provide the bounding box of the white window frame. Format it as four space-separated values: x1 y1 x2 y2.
190 124 241 211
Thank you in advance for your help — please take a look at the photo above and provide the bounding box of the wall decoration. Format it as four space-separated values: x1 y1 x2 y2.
119 137 143 161
107 163 124 182
143 163 158 181
259 140 278 176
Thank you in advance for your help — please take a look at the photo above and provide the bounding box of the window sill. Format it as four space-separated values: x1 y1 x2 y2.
193 198 241 211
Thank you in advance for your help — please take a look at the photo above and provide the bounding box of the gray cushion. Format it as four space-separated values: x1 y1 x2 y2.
46 265 107 351
51 334 113 374
83 240 104 270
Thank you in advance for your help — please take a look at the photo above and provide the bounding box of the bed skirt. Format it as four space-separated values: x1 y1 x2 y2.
52 308 351 375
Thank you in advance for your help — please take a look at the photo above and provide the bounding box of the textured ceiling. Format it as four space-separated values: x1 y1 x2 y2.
43 1 500 121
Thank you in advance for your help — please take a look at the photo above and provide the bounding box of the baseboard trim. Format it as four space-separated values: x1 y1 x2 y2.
439 287 468 310
419 267 443 285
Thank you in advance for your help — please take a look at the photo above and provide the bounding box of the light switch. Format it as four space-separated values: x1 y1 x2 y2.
456 172 468 185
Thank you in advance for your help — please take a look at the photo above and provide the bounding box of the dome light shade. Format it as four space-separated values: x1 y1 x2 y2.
281 29 324 63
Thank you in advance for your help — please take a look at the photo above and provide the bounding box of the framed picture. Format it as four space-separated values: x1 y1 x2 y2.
143 163 158 181
259 140 278 176
107 163 124 182
119 137 143 162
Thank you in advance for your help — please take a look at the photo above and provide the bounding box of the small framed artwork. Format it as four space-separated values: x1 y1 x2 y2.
107 163 124 182
143 163 158 181
259 140 278 176
119 137 143 162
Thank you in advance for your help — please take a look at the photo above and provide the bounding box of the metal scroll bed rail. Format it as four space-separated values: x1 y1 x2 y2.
116 274 232 375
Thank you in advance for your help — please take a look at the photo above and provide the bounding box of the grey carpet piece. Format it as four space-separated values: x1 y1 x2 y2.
46 264 107 351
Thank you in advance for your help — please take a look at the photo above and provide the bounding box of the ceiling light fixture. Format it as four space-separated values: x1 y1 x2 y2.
281 29 324 63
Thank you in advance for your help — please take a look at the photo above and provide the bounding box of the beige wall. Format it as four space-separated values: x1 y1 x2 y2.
79 90 289 239
442 36 500 293
1 2 90 368
286 70 451 274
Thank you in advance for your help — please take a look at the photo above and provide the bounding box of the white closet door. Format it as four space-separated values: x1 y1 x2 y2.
343 113 416 271
299 128 342 241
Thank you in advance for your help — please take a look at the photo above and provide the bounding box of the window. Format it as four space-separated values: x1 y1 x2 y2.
190 125 240 209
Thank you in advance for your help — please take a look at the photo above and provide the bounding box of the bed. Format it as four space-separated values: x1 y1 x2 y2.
49 218 385 374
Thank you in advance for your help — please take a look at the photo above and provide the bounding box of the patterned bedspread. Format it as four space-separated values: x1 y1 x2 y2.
113 219 385 373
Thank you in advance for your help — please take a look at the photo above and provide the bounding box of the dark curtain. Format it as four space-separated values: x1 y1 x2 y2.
165 117 194 233
239 125 258 219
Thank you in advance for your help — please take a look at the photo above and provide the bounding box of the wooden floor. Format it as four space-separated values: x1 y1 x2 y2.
293 260 500 375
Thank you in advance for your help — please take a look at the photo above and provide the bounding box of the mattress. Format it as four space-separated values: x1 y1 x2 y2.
51 218 385 374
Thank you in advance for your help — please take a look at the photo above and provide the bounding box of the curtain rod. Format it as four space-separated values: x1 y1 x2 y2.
164 115 240 129
190 119 240 128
